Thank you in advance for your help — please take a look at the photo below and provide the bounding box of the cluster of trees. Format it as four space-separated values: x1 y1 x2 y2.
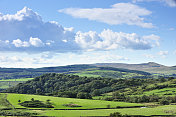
4 73 176 101
103 92 176 105
19 98 54 108
4 73 157 99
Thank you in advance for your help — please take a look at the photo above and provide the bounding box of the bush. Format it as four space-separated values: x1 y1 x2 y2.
159 98 170 105
19 100 54 108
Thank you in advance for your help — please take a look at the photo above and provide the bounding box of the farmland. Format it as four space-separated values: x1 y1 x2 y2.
7 93 143 109
0 93 175 116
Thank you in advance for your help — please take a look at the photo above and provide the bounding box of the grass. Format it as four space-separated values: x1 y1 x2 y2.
74 69 144 79
0 78 34 82
40 105 176 117
4 93 176 117
0 93 12 109
73 73 100 77
0 78 34 89
142 88 176 96
7 93 142 109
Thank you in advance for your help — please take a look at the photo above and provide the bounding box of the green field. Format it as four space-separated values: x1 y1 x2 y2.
0 93 12 109
142 88 176 96
7 93 142 109
0 93 175 116
74 69 145 79
41 105 175 117
0 78 34 82
0 78 34 89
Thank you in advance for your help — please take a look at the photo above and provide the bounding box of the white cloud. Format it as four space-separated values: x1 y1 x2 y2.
12 39 30 47
59 3 154 28
29 37 44 47
0 7 79 53
75 29 160 51
133 0 176 7
0 7 159 53
158 51 168 58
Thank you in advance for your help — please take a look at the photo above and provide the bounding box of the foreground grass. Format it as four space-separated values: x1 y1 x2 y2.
4 93 176 117
41 105 176 117
7 93 142 109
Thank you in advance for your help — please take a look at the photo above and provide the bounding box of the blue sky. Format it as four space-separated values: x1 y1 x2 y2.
0 0 176 68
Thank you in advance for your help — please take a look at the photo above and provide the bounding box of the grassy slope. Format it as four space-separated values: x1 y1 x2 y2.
94 62 176 74
7 93 142 109
0 78 34 90
0 78 33 82
74 69 145 79
0 93 12 108
5 93 176 116
42 106 173 117
142 88 176 96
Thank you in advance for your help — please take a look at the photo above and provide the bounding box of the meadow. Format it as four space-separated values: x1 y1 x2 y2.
0 78 34 82
0 93 175 116
7 93 142 109
41 105 175 117
0 78 34 90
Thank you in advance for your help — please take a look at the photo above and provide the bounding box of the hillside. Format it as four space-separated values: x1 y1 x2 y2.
0 65 151 80
94 62 176 74
3 73 157 98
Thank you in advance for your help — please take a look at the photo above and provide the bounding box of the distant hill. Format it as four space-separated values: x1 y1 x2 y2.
93 62 176 74
0 64 152 80
0 62 175 80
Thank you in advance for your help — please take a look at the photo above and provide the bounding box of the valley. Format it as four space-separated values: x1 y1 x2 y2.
0 63 176 116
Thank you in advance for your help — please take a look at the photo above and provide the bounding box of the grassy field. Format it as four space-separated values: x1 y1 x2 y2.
142 88 176 96
0 78 33 89
2 93 176 116
0 93 12 109
7 93 142 109
0 78 34 82
74 69 144 79
41 105 175 117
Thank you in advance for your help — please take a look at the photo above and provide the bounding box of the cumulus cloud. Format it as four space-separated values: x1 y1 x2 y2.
158 51 168 58
29 37 44 47
0 7 79 53
12 39 30 47
59 3 154 28
75 29 160 51
133 0 176 7
0 7 159 53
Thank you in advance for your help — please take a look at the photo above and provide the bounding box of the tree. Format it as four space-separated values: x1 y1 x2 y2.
92 89 101 96
159 97 170 105
77 92 92 99
31 98 34 102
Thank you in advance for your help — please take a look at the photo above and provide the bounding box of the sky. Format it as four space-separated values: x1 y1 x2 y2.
0 0 176 68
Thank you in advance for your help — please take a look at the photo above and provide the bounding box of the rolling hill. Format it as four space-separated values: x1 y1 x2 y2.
93 62 176 74
0 64 152 80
